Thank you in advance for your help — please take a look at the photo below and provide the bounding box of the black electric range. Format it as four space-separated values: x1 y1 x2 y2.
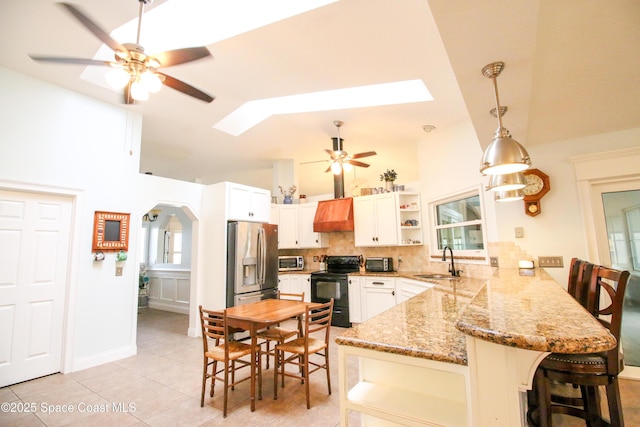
310 255 361 327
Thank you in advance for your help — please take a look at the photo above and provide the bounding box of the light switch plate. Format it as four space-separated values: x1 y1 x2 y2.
514 227 524 238
490 257 499 267
116 265 123 276
538 256 563 268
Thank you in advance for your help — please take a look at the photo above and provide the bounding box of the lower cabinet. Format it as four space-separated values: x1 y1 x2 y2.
348 276 362 323
395 278 434 304
362 277 396 321
278 273 310 302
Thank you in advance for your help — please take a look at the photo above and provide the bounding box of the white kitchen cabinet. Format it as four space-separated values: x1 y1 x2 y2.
298 202 328 248
362 277 396 321
227 182 271 223
348 276 362 323
353 193 398 247
273 202 328 249
277 205 299 248
354 192 423 247
278 274 311 302
395 278 434 304
278 275 292 294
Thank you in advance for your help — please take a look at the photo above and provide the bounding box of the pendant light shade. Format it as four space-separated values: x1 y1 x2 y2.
479 62 531 175
495 188 524 202
486 172 526 192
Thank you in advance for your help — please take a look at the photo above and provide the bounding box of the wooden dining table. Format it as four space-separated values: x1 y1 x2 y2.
225 298 318 412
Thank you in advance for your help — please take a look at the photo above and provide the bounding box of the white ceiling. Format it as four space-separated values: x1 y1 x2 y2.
1 0 638 196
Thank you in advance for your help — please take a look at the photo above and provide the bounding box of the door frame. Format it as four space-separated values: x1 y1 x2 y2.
570 146 640 380
0 180 82 377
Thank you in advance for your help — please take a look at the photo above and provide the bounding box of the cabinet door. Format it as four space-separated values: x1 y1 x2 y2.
228 184 252 221
278 205 298 248
396 279 433 304
249 188 271 223
354 196 377 247
374 193 399 246
363 278 396 320
348 276 362 323
227 184 270 222
278 275 292 294
298 203 326 248
290 274 311 302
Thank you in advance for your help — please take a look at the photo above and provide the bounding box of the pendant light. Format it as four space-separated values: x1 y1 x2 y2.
495 188 524 203
486 172 526 192
479 62 531 175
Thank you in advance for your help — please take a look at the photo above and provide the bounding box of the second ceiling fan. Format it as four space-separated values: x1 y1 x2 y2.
29 1 214 104
306 120 377 174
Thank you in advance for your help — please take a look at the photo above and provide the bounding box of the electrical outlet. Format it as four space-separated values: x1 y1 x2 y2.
490 257 499 267
538 256 564 268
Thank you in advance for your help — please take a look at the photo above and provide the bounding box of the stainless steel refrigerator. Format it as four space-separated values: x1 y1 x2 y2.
226 221 278 308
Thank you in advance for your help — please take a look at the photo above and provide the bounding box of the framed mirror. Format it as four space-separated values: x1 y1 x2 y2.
92 211 130 251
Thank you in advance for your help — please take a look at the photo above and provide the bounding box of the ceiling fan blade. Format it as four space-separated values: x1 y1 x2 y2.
29 55 115 67
151 47 212 67
346 160 370 168
58 3 130 60
351 151 377 159
157 72 215 103
325 165 332 173
324 149 335 156
300 159 329 165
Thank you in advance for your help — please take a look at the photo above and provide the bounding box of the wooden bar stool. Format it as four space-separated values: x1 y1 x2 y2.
530 265 630 427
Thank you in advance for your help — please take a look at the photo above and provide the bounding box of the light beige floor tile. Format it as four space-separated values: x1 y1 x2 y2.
4 308 640 426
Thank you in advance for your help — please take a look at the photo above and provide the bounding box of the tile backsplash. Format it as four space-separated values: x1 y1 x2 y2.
278 231 499 279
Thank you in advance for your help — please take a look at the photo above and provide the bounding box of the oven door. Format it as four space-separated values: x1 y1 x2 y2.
311 273 350 327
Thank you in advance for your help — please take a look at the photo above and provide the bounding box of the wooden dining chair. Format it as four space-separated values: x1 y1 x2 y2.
256 291 305 371
566 258 596 314
273 299 334 409
530 266 631 427
198 305 261 417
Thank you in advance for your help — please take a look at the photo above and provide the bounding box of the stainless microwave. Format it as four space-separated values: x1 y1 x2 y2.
365 257 394 272
278 255 304 271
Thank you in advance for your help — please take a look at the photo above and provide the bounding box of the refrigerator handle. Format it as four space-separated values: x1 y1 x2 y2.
257 227 265 285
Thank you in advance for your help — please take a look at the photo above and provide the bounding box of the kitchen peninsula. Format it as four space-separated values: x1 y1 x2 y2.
336 268 616 426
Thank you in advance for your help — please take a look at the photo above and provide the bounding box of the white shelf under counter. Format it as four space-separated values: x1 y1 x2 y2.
340 345 470 426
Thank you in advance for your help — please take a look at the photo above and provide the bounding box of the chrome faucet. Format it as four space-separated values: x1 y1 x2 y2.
442 246 462 277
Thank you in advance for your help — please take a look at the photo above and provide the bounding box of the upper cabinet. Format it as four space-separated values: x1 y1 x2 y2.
273 202 328 249
227 182 271 223
354 192 423 247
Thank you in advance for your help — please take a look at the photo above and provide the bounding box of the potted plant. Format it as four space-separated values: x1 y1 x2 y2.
379 169 398 191
279 185 297 204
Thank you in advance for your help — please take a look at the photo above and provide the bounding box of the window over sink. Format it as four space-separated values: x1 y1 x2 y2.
429 187 487 262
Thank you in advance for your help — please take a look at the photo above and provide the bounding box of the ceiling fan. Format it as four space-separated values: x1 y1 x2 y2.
303 121 377 175
29 1 214 104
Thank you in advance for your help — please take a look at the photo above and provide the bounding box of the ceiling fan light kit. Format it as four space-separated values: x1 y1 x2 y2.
29 1 214 104
479 61 531 176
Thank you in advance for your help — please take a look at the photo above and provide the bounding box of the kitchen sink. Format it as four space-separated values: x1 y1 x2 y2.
415 273 454 280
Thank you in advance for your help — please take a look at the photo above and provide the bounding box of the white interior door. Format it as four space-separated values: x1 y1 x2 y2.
0 190 72 387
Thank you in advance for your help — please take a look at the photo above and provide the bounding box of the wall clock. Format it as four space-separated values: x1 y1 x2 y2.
522 169 550 217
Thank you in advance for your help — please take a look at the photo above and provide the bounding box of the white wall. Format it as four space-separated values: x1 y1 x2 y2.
416 112 640 284
0 67 207 370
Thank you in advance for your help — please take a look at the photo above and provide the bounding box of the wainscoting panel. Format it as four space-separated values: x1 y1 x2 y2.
147 269 190 314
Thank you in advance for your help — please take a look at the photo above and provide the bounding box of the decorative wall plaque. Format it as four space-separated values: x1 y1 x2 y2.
92 211 130 251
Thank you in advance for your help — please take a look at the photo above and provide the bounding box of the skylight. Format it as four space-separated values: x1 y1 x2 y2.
213 79 434 136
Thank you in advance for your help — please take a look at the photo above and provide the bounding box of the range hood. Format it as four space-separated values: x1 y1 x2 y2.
313 198 354 232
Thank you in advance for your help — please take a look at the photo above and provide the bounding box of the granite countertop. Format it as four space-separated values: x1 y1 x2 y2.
335 268 616 366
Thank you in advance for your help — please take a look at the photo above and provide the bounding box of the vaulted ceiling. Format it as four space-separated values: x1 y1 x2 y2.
1 0 638 196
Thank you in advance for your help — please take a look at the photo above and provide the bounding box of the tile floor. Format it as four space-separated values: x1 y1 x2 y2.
1 308 639 426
